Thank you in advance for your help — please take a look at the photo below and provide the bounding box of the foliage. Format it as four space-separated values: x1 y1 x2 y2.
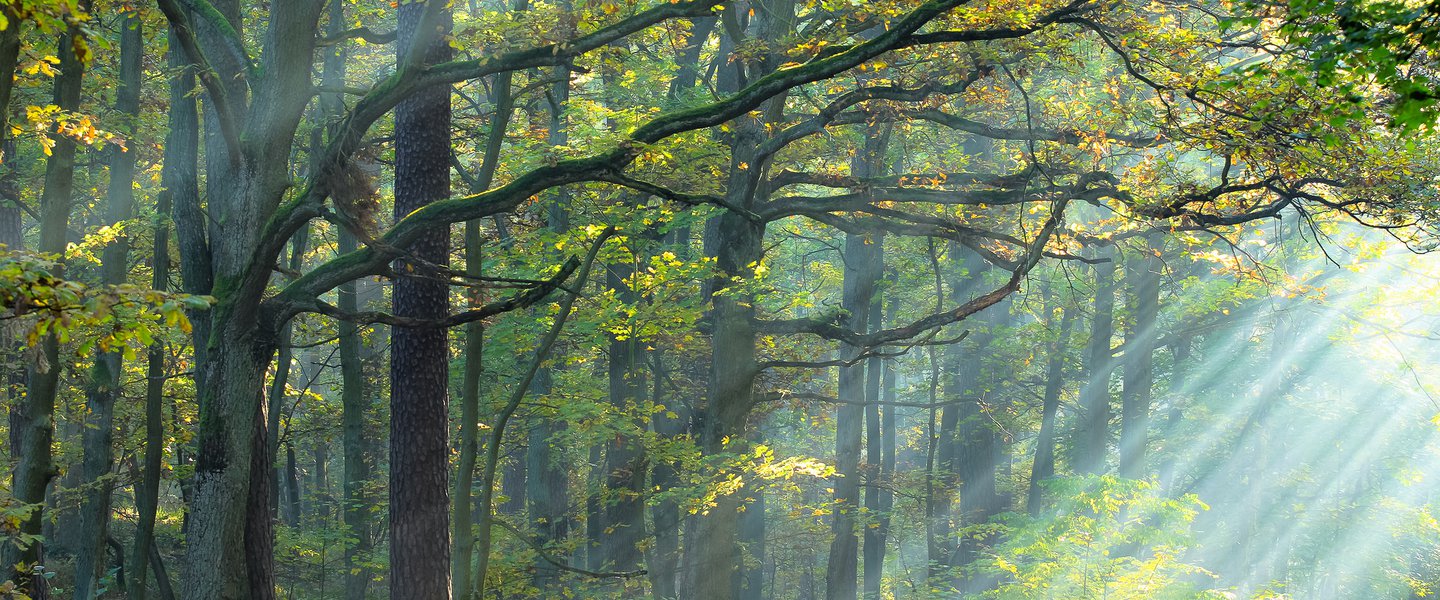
978 476 1222 600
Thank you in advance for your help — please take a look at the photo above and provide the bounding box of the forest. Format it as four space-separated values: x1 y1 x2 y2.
4 0 1440 598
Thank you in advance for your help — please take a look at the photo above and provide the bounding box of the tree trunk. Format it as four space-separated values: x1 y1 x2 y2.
526 60 573 593
8 18 87 593
1027 286 1073 515
130 24 195 600
875 294 898 595
1073 247 1117 475
738 486 766 600
827 124 888 600
270 228 308 528
863 282 894 599
74 11 142 598
455 2 525 587
390 3 455 598
953 299 1008 594
647 19 714 600
0 5 23 472
1119 238 1161 479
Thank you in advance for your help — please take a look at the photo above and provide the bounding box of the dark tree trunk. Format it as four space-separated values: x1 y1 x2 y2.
131 25 196 600
827 124 888 600
647 19 713 600
599 226 647 574
390 4 455 599
876 294 898 593
0 4 22 449
8 18 87 593
1074 247 1117 475
526 60 573 593
1027 286 1074 515
738 487 767 600
864 281 895 599
270 228 309 528
1119 238 1162 479
74 11 142 598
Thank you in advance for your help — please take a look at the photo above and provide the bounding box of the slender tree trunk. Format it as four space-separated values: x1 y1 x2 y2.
738 486 767 600
929 244 987 584
601 253 649 572
827 124 888 600
526 59 573 593
454 3 526 588
1027 287 1073 515
390 4 455 599
1158 336 1192 493
1119 239 1161 479
647 20 714 600
8 18 88 594
875 294 898 594
0 7 23 459
1074 246 1117 475
138 26 198 600
953 300 1008 594
472 233 608 599
74 12 142 598
270 228 308 528
858 283 892 595
132 25 197 597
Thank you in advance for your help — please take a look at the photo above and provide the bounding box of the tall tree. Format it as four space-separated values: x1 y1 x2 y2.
826 127 888 600
73 10 142 598
390 3 455 598
1119 238 1162 479
8 12 88 593
452 1 527 592
1027 286 1074 515
1074 247 1118 475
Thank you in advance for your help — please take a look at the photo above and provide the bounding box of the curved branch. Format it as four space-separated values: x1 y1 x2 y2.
156 0 242 159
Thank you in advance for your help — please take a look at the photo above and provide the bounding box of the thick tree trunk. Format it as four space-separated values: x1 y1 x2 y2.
1074 247 1117 475
74 12 142 598
1119 239 1161 479
390 3 455 598
8 20 87 593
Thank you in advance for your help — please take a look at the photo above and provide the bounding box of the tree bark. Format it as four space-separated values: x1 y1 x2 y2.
74 11 142 598
8 17 87 593
131 25 195 600
827 125 888 600
1119 238 1161 479
526 58 573 593
1074 246 1117 475
1027 286 1073 515
390 3 455 598
863 278 893 600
